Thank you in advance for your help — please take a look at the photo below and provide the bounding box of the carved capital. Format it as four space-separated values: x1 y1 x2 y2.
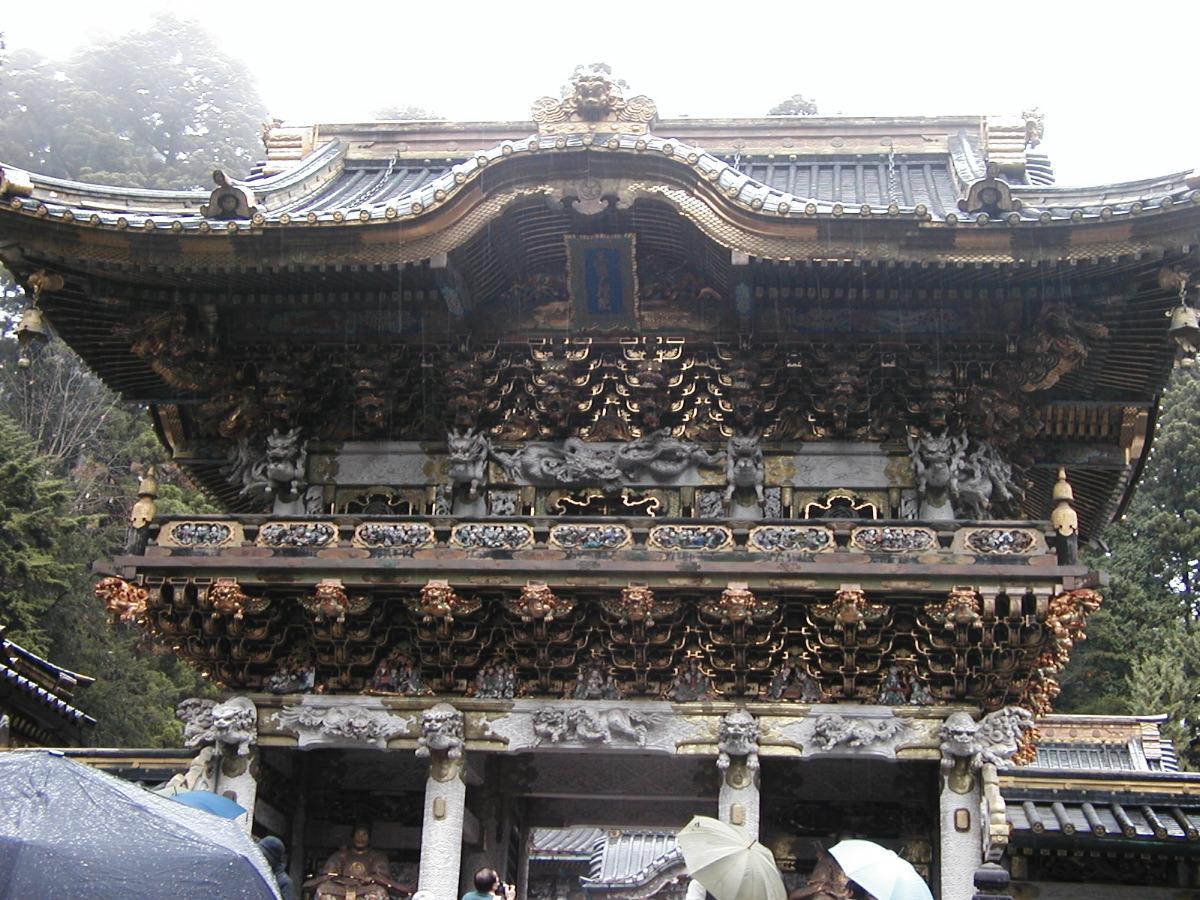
417 703 465 779
717 708 760 773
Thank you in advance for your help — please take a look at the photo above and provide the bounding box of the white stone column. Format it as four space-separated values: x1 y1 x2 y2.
419 763 467 896
716 708 761 840
214 754 259 834
937 708 1031 900
416 703 467 899
939 771 983 900
718 762 760 840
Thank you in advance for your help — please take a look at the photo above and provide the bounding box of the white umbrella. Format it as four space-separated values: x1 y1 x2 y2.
676 816 786 900
828 839 933 900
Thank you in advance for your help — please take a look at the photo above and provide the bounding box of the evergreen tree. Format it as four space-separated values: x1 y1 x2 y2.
768 93 819 116
0 16 267 189
0 412 82 654
1059 366 1200 764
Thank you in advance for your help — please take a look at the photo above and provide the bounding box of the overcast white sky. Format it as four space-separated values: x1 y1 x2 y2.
4 1 1198 186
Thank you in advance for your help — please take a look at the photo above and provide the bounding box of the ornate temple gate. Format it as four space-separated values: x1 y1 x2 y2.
6 64 1200 899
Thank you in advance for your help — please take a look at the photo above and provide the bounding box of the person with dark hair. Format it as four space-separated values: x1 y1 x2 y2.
461 866 505 899
256 835 295 900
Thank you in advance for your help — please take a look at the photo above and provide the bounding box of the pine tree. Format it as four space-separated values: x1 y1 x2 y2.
1059 366 1200 764
0 412 84 654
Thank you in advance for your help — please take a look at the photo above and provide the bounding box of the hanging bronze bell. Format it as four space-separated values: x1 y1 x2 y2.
15 305 49 368
1167 303 1200 354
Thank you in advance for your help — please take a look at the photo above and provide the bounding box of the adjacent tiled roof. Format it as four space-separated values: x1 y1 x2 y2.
580 830 684 895
1017 715 1179 773
1008 796 1195 844
529 826 605 860
0 633 94 729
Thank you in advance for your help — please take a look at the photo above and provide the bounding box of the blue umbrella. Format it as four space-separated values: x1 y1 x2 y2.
171 790 248 819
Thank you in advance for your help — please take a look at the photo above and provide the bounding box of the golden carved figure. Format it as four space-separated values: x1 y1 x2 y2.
304 824 411 899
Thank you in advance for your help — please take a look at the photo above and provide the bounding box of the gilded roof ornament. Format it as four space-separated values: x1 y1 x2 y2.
531 64 657 135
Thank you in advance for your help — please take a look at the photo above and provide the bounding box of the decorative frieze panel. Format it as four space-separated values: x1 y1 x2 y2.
850 526 938 553
256 521 337 548
773 707 922 760
484 700 703 754
548 523 632 551
647 524 732 551
352 522 435 550
274 701 414 748
958 527 1043 555
449 522 533 550
748 525 834 553
159 520 243 548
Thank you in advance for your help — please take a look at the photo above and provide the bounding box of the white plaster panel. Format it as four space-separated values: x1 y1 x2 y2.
330 442 436 485
793 442 904 489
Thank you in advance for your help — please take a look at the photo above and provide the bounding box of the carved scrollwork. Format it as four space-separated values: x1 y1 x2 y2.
94 576 148 624
531 64 657 135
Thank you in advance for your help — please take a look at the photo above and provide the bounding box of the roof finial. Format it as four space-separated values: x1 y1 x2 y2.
531 65 657 136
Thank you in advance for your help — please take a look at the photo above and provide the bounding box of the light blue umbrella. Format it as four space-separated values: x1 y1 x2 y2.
170 790 247 820
828 840 932 900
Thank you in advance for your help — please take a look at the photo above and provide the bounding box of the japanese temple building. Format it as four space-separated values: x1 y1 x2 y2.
3 67 1200 898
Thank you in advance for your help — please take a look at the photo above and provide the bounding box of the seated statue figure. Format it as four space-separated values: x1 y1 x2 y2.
304 824 411 899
